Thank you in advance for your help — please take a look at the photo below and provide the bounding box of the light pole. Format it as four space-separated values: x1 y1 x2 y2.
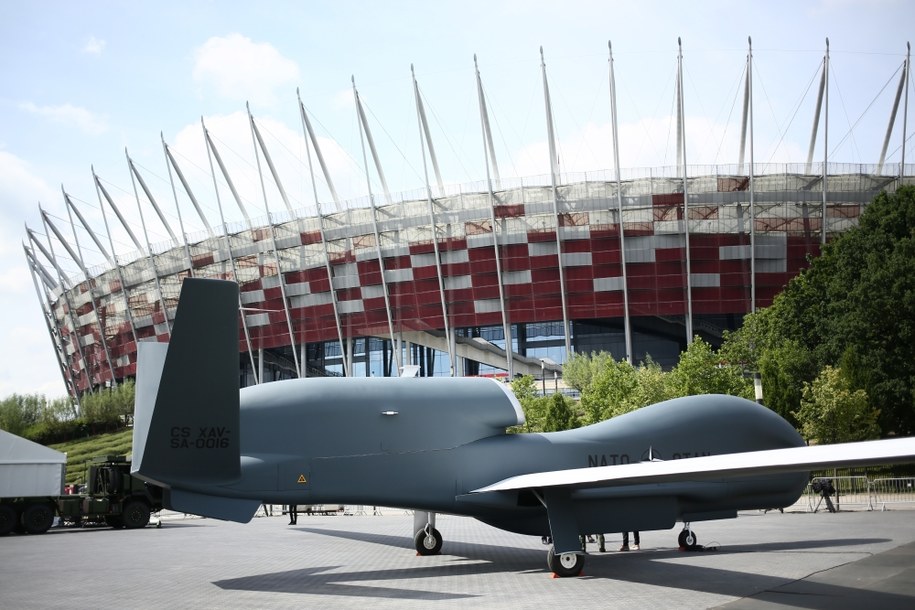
753 372 764 405
540 359 546 396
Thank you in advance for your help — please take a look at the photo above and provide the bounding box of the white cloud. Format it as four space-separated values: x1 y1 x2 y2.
193 34 300 107
19 101 108 135
83 36 106 55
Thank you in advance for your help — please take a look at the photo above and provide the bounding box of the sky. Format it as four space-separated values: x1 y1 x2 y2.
1 0 913 399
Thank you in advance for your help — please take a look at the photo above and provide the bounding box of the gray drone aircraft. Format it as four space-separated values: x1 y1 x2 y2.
132 278 915 577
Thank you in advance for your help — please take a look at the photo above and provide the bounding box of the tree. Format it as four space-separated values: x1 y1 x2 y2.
542 392 578 432
510 375 549 432
562 351 615 393
628 358 677 410
756 339 817 427
810 187 915 433
0 394 43 436
721 186 915 435
80 380 136 429
579 358 638 424
792 366 880 444
669 338 754 400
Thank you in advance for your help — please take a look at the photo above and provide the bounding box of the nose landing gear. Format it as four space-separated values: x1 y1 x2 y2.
678 524 697 549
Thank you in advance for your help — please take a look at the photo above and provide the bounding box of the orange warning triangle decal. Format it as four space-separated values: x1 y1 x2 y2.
297 474 307 484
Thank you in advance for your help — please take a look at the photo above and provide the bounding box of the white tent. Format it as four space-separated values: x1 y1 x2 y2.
0 428 66 498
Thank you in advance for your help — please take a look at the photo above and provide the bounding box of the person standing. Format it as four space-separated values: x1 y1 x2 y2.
288 504 298 525
620 531 640 551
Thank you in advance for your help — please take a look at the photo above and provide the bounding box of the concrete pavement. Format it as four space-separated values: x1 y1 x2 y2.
2 508 914 609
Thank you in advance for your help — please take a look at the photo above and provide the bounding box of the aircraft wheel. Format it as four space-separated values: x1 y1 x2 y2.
414 526 443 556
21 503 55 534
678 528 697 548
547 548 584 577
0 504 18 536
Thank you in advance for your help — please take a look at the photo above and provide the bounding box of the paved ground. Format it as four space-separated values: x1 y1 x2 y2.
2 508 914 609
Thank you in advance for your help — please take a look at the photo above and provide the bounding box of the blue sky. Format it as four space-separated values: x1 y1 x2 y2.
1 0 913 398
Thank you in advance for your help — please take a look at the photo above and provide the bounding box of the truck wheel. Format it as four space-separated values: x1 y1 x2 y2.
22 503 55 534
105 515 124 529
121 500 150 529
0 505 18 536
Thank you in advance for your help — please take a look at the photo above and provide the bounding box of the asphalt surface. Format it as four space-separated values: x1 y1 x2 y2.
2 508 914 609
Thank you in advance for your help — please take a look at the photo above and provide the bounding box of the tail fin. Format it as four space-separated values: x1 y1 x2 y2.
132 278 241 488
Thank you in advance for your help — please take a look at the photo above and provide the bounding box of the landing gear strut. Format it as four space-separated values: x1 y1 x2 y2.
412 511 443 556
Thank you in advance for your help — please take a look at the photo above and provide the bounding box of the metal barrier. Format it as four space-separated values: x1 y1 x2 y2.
799 476 915 512
871 478 915 511
804 476 872 512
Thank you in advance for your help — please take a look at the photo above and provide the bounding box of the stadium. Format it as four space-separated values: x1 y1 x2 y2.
23 44 914 401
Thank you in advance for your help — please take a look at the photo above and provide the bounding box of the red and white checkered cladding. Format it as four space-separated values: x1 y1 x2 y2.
225 210 821 352
61 182 851 391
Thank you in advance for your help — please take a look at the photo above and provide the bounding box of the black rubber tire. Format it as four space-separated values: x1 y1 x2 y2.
414 526 443 556
0 504 18 536
21 503 55 535
547 547 584 577
105 515 125 529
678 528 697 548
121 499 150 529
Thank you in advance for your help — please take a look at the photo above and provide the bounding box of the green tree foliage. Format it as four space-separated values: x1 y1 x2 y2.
626 357 676 409
80 380 135 427
792 366 880 444
508 375 580 433
542 392 578 432
756 340 816 427
562 351 615 392
0 394 44 436
574 344 749 425
579 357 638 423
509 375 548 432
0 380 135 443
668 338 754 399
722 186 915 434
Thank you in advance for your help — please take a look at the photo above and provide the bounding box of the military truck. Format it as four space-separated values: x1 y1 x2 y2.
0 429 163 535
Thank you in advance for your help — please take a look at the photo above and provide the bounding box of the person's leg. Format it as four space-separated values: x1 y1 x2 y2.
632 531 640 549
620 532 630 551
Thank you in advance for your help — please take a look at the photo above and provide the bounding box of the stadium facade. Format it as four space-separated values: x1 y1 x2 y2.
23 44 914 400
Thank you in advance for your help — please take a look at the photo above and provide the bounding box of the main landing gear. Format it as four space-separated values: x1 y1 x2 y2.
414 524 443 555
413 510 443 556
547 547 585 578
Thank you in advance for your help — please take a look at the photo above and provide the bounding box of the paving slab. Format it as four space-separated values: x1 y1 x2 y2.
1 508 914 609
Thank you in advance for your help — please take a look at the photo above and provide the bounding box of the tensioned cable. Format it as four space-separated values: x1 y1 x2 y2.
713 63 748 165
765 62 821 166
250 119 308 210
547 53 607 173
94 176 171 248
420 86 476 185
479 79 522 181
829 63 902 159
361 97 425 187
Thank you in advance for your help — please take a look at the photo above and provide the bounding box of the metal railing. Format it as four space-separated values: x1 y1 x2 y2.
871 477 915 511
800 476 915 512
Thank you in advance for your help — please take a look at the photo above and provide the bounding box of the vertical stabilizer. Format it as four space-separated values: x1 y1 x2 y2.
132 278 241 488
